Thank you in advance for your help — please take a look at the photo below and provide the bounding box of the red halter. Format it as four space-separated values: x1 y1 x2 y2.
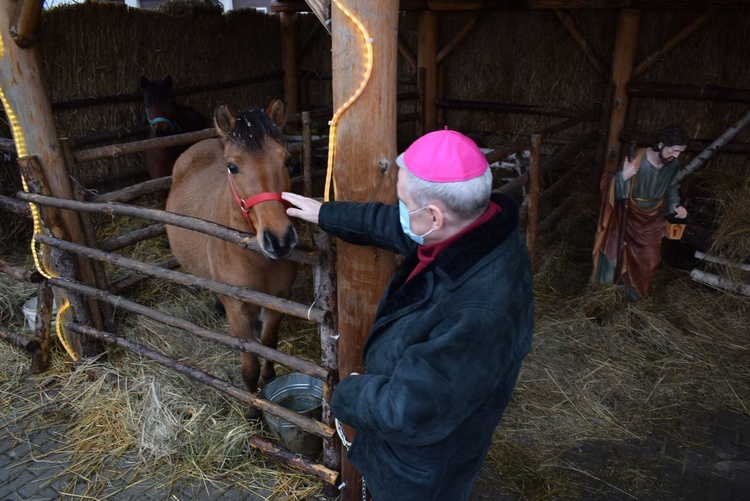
227 170 291 234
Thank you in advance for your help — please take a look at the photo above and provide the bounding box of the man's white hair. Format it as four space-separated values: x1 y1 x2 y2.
402 166 492 220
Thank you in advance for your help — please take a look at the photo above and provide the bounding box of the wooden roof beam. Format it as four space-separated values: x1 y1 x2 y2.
633 10 715 77
436 15 479 64
273 0 750 12
553 10 606 77
9 0 44 48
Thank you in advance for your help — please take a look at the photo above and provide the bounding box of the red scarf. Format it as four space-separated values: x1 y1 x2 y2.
406 201 502 282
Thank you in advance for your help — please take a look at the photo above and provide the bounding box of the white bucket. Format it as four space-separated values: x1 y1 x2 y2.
22 296 58 331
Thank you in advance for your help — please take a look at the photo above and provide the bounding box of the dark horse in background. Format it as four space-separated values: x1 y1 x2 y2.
166 99 298 419
140 75 209 180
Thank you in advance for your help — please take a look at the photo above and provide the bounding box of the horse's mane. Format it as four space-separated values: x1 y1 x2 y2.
224 108 285 151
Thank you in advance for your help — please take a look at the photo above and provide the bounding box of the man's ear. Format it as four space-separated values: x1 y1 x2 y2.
428 204 444 230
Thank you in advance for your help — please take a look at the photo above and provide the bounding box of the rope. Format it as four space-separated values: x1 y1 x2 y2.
324 0 374 202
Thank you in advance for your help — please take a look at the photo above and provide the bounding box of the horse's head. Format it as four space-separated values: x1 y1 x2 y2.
215 99 298 260
141 75 178 137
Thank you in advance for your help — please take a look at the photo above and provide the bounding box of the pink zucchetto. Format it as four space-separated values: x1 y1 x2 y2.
395 128 488 182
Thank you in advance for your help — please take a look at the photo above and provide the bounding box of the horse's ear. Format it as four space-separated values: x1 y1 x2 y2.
265 98 286 128
214 103 237 136
164 75 173 89
140 76 149 90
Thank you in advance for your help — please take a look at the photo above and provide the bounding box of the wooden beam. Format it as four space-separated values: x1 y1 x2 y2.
634 10 714 77
304 0 331 32
9 0 43 48
329 2 400 499
398 36 417 71
436 15 479 64
525 134 542 269
603 8 640 174
272 0 750 11
627 81 750 103
553 10 605 76
418 10 438 133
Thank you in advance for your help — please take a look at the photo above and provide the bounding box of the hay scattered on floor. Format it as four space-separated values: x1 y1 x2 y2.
480 191 750 499
2 182 748 500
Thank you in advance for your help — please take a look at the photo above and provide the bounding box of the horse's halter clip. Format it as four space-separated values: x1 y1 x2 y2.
227 169 291 235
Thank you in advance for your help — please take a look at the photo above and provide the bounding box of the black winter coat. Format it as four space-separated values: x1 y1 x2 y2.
321 193 534 501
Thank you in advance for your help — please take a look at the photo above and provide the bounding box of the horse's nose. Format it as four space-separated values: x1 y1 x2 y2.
261 226 298 259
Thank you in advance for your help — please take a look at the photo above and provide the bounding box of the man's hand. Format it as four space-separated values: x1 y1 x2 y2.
622 156 639 180
282 192 322 224
672 205 688 218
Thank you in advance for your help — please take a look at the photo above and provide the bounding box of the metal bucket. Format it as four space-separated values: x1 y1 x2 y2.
260 373 323 457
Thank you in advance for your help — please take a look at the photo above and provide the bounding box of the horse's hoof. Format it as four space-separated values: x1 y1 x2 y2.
245 406 263 421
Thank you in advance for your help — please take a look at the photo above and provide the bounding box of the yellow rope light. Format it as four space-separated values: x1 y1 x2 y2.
55 302 79 361
1 32 76 360
324 0 374 202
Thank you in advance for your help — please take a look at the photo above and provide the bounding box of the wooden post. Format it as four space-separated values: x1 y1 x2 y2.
602 9 640 174
330 1 399 499
313 228 340 496
302 111 314 198
281 11 299 115
417 9 438 133
1 2 104 352
526 134 542 269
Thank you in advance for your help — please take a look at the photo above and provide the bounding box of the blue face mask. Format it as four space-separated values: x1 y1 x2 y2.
399 200 434 245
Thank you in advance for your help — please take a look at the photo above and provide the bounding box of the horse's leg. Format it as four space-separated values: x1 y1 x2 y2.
221 296 263 420
259 307 284 384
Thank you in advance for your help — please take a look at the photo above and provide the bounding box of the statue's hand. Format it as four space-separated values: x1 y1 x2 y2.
673 205 688 218
622 157 638 180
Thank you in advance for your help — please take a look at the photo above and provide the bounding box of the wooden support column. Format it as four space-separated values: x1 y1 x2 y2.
603 9 640 174
1 1 104 355
417 9 438 134
526 134 542 269
281 11 299 115
330 1 399 499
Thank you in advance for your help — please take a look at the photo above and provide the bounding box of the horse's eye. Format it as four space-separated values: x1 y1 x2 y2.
285 157 299 174
227 163 239 174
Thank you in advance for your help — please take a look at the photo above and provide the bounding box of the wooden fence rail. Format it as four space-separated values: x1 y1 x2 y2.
34 233 328 324
16 192 323 267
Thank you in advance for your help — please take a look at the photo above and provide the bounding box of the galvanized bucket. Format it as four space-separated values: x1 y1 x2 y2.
260 373 323 457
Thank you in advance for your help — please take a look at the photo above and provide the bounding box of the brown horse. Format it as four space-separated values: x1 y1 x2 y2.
166 99 298 419
141 75 209 179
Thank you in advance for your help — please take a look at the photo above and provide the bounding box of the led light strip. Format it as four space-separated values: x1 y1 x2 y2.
324 0 374 202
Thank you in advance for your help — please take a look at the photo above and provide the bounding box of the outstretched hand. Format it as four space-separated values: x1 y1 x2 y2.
282 192 322 225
